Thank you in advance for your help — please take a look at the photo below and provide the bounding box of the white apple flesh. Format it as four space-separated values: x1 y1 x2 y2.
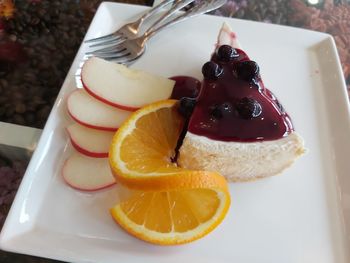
67 89 131 131
62 152 116 191
81 57 175 111
66 123 115 158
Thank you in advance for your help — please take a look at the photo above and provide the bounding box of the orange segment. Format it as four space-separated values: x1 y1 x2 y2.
109 99 231 245
109 100 186 190
111 186 230 245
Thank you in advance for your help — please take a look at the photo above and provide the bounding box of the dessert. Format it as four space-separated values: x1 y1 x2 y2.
62 22 306 245
178 23 305 181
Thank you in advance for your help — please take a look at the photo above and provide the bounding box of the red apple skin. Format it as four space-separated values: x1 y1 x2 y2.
66 128 109 158
67 107 119 132
62 159 116 192
82 79 139 112
63 175 115 192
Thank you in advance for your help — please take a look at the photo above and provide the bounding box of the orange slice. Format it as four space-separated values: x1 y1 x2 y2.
111 183 230 245
109 100 231 245
109 99 198 190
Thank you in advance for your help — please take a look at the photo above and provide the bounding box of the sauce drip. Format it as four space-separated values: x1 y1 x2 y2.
170 76 201 100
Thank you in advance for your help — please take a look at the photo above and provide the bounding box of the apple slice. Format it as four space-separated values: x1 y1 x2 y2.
62 152 116 191
67 89 131 131
66 123 114 158
81 57 175 111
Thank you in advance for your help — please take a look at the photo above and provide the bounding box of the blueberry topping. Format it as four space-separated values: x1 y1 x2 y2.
217 45 239 62
170 76 201 100
236 61 259 81
266 90 276 101
210 102 233 119
202 61 223 80
276 101 285 113
236 97 262 119
178 97 196 118
211 105 223 119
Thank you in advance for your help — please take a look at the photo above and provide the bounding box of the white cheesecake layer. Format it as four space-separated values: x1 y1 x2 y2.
178 132 305 182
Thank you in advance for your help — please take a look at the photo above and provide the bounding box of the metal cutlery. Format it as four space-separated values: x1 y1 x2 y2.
85 0 175 45
87 0 227 64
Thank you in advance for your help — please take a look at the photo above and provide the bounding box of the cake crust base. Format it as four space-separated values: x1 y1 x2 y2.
178 132 305 182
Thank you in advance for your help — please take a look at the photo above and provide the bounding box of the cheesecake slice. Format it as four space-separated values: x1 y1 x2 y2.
178 23 305 182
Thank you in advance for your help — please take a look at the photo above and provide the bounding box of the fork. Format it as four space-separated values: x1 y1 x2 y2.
88 0 227 64
86 0 195 48
85 0 175 46
86 0 196 54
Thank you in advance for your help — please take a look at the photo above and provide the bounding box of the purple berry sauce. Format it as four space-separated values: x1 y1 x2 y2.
172 46 293 142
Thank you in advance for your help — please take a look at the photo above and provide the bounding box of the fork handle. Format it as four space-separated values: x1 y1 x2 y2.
144 0 227 40
145 0 196 32
139 0 176 22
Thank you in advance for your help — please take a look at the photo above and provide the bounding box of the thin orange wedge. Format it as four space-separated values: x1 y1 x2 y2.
109 99 230 245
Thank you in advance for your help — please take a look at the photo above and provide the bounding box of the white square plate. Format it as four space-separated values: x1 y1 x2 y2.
1 2 350 263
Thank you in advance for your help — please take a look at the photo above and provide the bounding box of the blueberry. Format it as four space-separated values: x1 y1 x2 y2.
210 102 233 119
236 61 259 81
236 97 262 119
217 45 239 62
202 61 223 80
178 97 196 118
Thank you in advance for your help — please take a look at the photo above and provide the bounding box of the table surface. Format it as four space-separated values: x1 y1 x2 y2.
0 0 349 262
